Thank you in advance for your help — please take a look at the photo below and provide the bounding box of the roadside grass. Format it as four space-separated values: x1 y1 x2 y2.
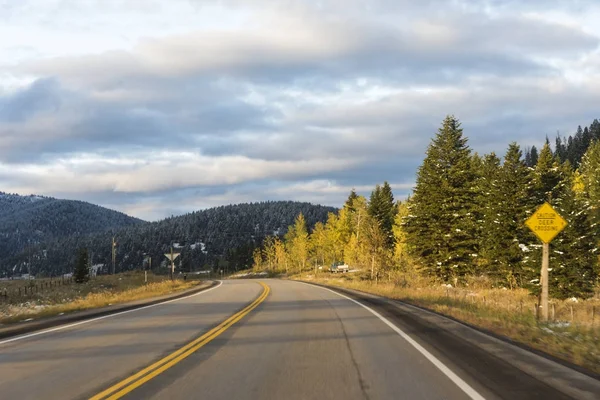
293 271 600 375
0 272 201 324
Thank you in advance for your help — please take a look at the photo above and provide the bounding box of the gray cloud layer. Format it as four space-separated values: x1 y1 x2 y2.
1 0 599 219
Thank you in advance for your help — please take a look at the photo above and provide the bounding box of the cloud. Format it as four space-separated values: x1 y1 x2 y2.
0 0 599 219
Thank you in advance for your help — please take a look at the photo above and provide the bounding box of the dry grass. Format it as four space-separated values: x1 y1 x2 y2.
295 271 600 375
0 272 201 324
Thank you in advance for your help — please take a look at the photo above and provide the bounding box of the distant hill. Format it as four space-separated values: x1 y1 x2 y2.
0 192 144 274
0 199 336 277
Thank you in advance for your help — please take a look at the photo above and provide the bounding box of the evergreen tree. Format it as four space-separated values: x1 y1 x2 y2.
580 140 600 231
530 146 539 166
74 247 89 283
380 182 397 247
590 119 600 141
476 144 533 288
405 115 478 282
368 182 396 249
474 152 502 277
550 166 598 299
555 135 567 163
345 189 359 213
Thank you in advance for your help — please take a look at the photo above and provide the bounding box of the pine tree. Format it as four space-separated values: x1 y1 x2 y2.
405 115 478 282
580 140 600 230
555 135 567 163
474 152 502 277
345 189 359 213
74 247 89 283
550 166 598 299
380 182 397 248
368 182 396 249
481 142 533 288
590 119 600 141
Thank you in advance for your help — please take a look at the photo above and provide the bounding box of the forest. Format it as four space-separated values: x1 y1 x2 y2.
1 201 335 277
253 116 600 300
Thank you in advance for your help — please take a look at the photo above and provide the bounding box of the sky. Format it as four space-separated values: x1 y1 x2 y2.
0 0 599 221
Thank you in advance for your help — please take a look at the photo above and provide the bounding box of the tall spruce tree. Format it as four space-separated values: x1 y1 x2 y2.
580 140 600 231
474 152 502 278
405 115 478 282
496 143 534 288
550 164 598 299
475 144 534 288
555 135 567 163
590 119 600 141
368 182 396 249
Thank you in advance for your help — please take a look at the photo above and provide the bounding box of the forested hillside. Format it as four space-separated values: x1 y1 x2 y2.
0 193 144 273
254 116 600 300
1 201 335 277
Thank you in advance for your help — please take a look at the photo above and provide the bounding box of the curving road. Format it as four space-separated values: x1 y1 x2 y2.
0 279 596 400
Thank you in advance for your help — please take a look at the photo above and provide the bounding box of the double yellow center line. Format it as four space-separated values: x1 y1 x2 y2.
90 281 270 400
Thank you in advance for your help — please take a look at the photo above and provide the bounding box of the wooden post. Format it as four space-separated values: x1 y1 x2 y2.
551 303 555 321
540 243 549 321
570 305 574 323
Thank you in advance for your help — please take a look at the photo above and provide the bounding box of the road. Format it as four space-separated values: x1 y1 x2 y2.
0 279 594 400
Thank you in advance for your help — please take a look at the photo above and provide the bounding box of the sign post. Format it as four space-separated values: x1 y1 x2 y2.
525 202 567 321
164 247 181 280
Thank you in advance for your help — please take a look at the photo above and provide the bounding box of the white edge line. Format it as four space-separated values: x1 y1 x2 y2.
0 281 224 346
299 281 486 400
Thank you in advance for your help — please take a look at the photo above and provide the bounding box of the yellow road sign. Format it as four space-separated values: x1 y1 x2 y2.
525 202 567 243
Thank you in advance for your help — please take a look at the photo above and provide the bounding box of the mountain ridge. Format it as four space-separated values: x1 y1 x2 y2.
0 194 336 277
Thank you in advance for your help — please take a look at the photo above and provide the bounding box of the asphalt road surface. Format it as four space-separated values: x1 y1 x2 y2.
0 280 593 400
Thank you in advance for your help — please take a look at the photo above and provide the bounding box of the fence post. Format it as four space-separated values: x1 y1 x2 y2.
570 305 574 323
551 303 555 321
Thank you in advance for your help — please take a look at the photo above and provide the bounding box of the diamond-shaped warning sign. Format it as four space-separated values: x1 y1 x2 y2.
525 202 568 243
